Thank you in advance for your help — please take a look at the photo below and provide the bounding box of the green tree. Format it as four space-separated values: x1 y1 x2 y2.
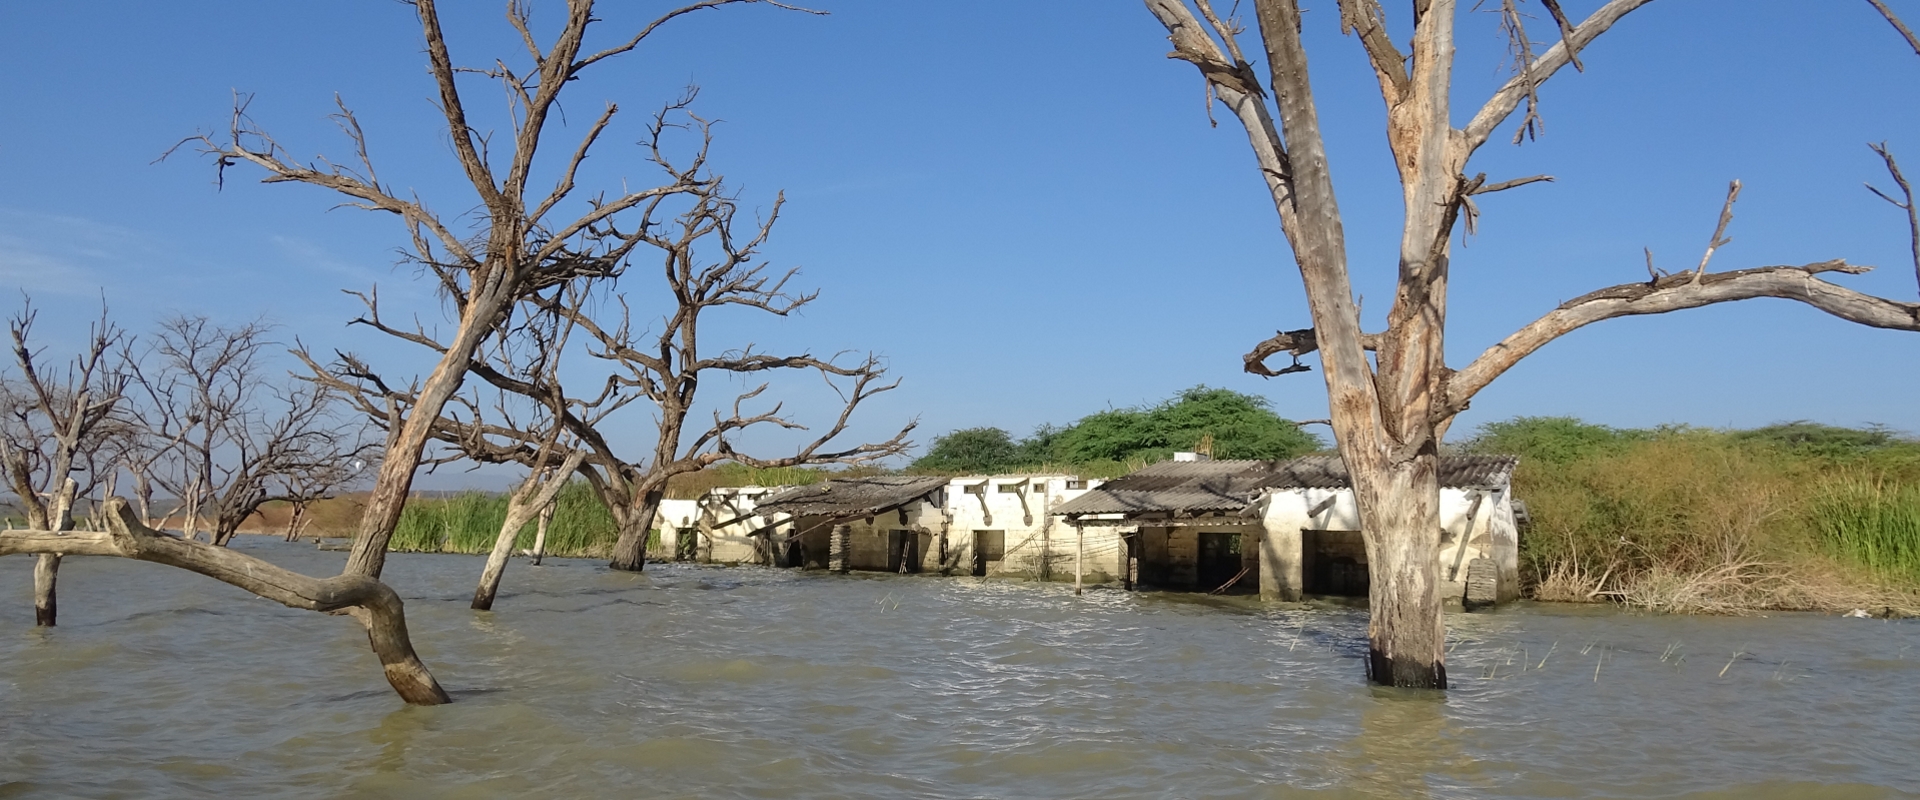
912 427 1027 473
1043 386 1321 464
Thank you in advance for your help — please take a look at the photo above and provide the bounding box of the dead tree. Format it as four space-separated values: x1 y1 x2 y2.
125 316 371 547
0 300 128 626
169 0 815 579
38 0 818 703
488 180 914 573
1146 0 1920 688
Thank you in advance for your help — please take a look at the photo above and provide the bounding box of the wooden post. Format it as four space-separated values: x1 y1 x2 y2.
1040 518 1052 582
829 523 850 574
1073 522 1084 596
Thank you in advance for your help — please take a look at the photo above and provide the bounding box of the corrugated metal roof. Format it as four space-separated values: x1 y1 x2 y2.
752 475 949 519
1051 455 1518 518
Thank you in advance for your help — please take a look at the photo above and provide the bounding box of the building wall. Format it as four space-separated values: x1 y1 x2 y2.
1255 486 1519 604
1137 523 1262 592
652 488 794 565
941 476 1122 584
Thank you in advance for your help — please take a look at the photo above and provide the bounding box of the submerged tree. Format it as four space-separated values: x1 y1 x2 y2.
3 0 815 704
1145 0 1920 688
327 170 915 577
0 300 128 626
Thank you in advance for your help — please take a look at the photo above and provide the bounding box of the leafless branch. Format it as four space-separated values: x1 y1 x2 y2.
1868 141 1920 296
1694 179 1741 278
1867 0 1920 56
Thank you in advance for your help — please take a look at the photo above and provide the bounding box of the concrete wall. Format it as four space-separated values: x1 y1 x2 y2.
942 476 1122 584
652 488 795 565
1255 486 1519 605
1137 523 1263 592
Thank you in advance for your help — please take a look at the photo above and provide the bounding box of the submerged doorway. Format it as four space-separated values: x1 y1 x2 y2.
972 530 1005 576
887 529 922 573
1196 531 1249 593
1302 529 1369 597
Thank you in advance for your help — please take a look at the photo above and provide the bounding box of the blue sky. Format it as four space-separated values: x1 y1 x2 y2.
4 1 1919 488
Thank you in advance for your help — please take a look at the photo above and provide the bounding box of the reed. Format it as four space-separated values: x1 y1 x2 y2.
390 482 620 557
1809 476 1920 581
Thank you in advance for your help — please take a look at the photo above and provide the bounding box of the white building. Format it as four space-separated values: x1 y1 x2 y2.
1050 455 1521 606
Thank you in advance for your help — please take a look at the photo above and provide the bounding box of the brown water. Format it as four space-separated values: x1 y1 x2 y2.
2 539 1917 799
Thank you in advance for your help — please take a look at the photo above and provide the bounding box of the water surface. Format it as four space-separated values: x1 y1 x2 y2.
2 539 1917 799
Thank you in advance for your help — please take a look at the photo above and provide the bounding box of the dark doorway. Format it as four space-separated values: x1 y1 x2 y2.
1302 529 1369 597
972 530 1005 577
1196 532 1247 593
674 527 698 562
887 529 921 573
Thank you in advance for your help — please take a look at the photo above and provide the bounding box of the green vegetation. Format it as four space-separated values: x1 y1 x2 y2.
390 482 619 557
1461 416 1920 613
911 386 1322 475
386 463 845 557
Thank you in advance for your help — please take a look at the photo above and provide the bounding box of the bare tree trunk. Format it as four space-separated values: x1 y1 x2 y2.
345 298 510 579
473 452 583 610
609 488 664 572
1351 454 1447 688
32 479 78 627
32 554 59 626
284 502 306 542
2 498 450 704
530 503 553 566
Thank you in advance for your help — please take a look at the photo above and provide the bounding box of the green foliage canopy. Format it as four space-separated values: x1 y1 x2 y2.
911 386 1322 474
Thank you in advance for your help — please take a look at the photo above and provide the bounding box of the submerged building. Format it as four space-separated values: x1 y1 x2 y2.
1050 455 1521 606
647 454 1521 607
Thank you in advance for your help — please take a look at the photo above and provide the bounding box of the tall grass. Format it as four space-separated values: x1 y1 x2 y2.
391 482 620 557
1810 477 1920 581
1464 417 1920 613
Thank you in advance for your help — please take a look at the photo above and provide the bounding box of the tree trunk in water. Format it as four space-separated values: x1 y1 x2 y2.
608 490 663 573
345 297 509 580
474 451 583 609
1353 455 1448 689
284 503 306 542
33 553 59 626
530 504 552 566
32 478 76 627
2 499 451 705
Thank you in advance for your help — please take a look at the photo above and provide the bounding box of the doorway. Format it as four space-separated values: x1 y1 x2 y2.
887 529 921 573
972 530 1005 576
1302 529 1369 597
1196 531 1248 593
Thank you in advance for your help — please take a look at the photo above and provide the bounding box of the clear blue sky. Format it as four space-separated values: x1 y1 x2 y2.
4 1 1919 488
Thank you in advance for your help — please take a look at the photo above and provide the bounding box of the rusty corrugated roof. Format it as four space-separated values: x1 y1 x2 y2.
1051 455 1518 518
752 475 949 519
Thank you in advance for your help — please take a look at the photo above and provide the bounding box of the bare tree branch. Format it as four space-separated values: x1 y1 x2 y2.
1868 141 1920 296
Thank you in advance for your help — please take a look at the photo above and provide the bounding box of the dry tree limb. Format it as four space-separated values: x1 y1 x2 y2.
1867 141 1920 296
1445 259 1920 416
1694 179 1741 278
1866 0 1920 56
0 499 449 705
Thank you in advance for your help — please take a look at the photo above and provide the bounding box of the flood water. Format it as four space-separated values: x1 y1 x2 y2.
3 540 1918 799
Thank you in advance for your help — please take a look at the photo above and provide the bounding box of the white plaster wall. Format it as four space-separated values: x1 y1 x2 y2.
1255 485 1519 604
943 476 1121 583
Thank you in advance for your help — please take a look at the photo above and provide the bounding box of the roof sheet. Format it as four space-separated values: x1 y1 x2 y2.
752 475 949 519
1051 455 1518 518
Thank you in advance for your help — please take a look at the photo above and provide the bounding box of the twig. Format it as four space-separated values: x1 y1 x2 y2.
1694 179 1742 279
